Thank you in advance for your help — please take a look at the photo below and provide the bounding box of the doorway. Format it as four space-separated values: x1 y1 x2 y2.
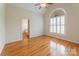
22 19 30 40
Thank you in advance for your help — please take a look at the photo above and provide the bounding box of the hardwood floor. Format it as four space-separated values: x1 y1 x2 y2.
1 35 79 56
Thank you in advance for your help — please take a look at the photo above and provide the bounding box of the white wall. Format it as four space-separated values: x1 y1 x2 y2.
0 4 5 54
5 4 44 43
30 13 44 38
44 4 79 43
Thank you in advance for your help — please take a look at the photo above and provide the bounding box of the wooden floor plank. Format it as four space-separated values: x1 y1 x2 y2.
1 35 79 56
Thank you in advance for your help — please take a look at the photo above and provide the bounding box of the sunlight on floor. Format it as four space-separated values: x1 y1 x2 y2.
49 41 66 56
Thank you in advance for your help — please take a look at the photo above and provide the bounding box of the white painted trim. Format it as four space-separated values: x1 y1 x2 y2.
6 39 22 44
46 34 79 44
0 43 5 54
30 34 44 39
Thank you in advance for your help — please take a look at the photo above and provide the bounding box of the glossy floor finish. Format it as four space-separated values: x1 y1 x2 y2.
1 35 79 56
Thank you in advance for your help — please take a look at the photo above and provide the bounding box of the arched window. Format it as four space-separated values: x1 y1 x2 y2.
50 9 66 34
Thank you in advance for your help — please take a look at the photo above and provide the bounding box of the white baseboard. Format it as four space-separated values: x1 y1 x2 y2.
46 34 79 44
30 34 44 39
0 43 5 54
6 39 22 44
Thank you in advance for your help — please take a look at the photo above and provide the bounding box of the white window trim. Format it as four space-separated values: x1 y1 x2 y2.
50 15 65 35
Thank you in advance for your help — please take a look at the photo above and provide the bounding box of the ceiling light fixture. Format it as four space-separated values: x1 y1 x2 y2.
40 3 47 8
35 3 53 9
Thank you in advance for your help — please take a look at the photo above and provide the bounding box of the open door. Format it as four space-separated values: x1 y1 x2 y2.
22 19 29 41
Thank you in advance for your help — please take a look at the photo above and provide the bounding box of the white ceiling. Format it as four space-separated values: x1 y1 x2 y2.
8 3 79 15
10 3 47 15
